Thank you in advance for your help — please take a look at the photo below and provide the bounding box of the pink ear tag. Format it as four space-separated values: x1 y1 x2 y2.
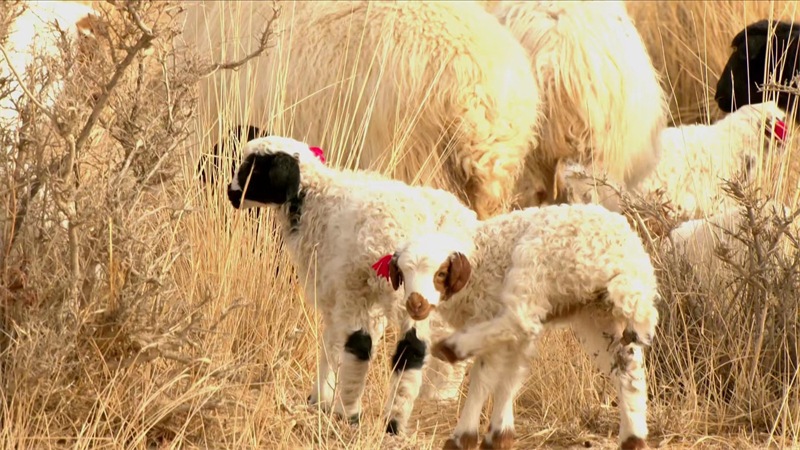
372 254 393 281
309 146 326 164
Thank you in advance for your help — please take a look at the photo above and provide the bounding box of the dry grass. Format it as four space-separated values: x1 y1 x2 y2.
1 1 800 449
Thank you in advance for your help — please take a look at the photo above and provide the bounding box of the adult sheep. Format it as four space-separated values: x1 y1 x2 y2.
715 20 800 120
482 0 668 207
184 0 544 220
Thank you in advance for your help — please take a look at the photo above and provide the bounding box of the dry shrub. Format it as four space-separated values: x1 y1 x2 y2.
615 178 800 445
626 0 800 125
0 1 270 447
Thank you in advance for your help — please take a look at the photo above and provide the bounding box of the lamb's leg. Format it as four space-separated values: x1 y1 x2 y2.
333 313 386 424
479 350 529 449
432 304 542 363
419 318 468 402
308 313 338 411
384 317 430 435
571 309 650 450
443 355 497 450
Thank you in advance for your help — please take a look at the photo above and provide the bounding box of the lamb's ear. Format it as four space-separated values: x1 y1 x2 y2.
389 252 403 291
446 252 471 295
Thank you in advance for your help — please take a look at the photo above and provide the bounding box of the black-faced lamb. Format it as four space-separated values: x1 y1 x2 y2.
225 135 480 433
716 19 800 119
382 204 660 450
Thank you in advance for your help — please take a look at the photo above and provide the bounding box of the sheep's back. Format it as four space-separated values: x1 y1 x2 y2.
487 0 667 202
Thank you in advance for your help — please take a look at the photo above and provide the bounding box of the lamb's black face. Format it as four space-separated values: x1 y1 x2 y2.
716 20 800 115
227 152 301 209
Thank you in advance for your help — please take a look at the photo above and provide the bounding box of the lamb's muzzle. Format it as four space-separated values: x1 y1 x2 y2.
406 292 433 321
227 185 242 209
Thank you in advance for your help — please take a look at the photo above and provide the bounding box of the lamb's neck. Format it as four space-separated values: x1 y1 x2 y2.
274 162 339 237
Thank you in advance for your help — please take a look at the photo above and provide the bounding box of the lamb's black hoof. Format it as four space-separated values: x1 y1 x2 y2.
386 419 400 435
348 413 361 425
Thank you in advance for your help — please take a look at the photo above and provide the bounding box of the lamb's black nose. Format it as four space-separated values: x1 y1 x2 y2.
228 184 242 209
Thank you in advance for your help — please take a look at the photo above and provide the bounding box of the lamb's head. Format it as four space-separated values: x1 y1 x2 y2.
226 135 324 209
381 233 473 321
716 20 800 116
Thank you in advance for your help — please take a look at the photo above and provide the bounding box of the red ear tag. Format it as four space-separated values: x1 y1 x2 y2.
372 254 393 281
309 146 326 164
774 119 788 142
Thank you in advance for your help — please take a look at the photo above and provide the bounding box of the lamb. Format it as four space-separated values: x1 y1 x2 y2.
184 0 544 220
715 20 800 120
225 135 480 433
482 0 668 208
564 101 789 220
382 203 660 449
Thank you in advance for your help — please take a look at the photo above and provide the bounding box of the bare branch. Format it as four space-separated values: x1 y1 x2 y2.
200 1 280 78
0 43 60 125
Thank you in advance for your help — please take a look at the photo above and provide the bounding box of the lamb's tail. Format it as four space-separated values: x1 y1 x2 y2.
606 270 660 346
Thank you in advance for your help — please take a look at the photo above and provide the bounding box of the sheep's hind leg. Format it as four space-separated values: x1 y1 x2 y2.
571 309 650 449
308 312 338 412
479 350 529 449
333 313 386 425
384 317 430 435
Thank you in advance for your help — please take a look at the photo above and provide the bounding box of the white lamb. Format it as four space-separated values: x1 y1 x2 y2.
565 101 789 220
482 0 668 207
184 0 544 220
225 135 480 433
383 204 660 450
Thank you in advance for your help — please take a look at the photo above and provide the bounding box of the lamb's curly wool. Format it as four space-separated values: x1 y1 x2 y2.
387 204 659 449
566 101 788 220
185 0 543 219
226 135 479 433
482 0 668 207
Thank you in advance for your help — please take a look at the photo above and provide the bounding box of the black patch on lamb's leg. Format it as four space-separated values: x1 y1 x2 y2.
391 328 427 372
344 329 373 361
386 419 399 435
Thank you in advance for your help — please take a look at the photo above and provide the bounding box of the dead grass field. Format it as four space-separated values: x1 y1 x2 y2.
2 1 800 449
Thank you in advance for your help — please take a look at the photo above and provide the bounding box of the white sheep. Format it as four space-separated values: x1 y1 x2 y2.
184 0 544 220
481 0 668 207
225 135 480 433
565 101 789 220
384 203 660 449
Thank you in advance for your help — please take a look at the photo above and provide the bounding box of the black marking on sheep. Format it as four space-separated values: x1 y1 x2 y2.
228 152 301 208
716 20 800 118
390 328 426 373
286 190 305 233
344 329 373 361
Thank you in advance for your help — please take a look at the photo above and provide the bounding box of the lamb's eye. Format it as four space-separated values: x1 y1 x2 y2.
436 271 447 279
